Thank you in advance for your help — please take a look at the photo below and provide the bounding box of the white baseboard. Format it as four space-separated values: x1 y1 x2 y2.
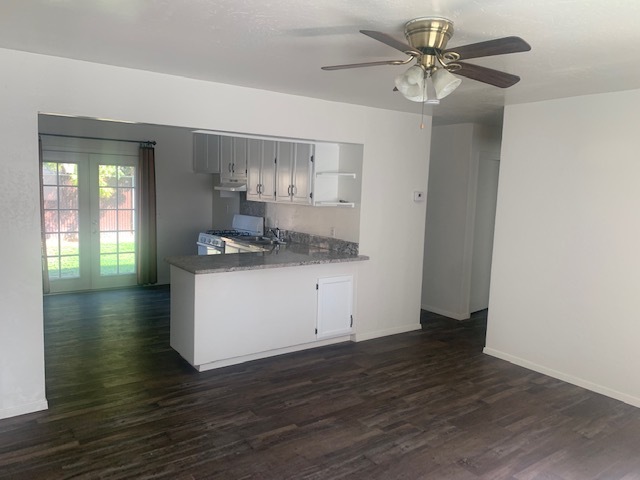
421 304 469 321
0 399 48 420
196 335 352 372
354 324 422 342
483 347 640 409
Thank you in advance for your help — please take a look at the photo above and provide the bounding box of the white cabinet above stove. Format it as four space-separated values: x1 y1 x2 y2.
220 136 247 182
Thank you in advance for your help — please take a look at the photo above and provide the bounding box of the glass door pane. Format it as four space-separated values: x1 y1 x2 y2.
93 158 137 289
42 161 80 280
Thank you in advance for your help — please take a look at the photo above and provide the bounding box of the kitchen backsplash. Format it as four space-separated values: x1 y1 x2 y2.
277 230 358 255
239 194 359 254
239 194 266 217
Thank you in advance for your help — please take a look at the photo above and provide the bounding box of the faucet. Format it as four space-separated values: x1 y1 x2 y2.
268 227 286 243
267 227 281 241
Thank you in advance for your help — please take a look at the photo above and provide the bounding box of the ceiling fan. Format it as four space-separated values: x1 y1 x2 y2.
321 17 531 103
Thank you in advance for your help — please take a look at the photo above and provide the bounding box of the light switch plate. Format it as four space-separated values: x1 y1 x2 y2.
413 191 425 202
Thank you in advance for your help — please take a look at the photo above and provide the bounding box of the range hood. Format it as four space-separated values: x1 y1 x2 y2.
214 181 247 192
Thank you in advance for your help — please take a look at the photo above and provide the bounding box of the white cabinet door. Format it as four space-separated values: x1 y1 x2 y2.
247 139 277 202
292 143 313 204
193 133 220 174
276 141 295 202
316 276 353 339
276 141 313 204
219 136 234 182
233 137 248 179
219 136 247 181
261 140 277 201
246 138 262 201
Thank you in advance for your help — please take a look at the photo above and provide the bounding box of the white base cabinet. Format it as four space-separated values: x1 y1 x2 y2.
316 275 353 339
169 263 359 372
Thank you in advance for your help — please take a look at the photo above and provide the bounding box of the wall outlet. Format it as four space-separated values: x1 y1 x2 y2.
330 227 336 238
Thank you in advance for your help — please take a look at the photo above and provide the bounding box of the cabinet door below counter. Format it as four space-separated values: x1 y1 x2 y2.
316 275 353 339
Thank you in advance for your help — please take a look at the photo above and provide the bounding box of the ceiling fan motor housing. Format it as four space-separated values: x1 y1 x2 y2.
404 17 454 54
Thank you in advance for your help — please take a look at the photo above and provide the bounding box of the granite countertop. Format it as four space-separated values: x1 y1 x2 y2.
165 243 369 275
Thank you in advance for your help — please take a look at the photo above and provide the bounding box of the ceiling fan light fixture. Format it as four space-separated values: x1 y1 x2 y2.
432 67 462 99
394 65 427 102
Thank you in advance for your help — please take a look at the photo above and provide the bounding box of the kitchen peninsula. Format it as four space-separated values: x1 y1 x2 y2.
166 243 368 371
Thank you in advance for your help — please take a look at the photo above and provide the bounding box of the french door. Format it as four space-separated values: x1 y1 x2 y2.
42 151 138 292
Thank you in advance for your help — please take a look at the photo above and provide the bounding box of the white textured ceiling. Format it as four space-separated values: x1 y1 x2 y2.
2 0 640 125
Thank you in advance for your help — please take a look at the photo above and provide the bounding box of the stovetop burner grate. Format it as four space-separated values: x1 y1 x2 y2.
206 229 255 237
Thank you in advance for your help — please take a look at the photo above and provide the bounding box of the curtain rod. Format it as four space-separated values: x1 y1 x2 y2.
40 133 156 146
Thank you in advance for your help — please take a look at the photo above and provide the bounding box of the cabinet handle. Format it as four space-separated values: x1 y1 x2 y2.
292 185 297 195
228 162 232 173
256 184 261 194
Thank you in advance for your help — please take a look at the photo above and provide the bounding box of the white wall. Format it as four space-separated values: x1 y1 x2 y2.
421 124 501 319
422 124 474 319
0 47 430 419
356 108 431 340
469 153 500 312
38 116 214 284
486 89 640 407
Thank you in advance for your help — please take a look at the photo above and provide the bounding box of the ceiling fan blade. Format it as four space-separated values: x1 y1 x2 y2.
360 30 421 55
444 36 531 60
322 57 414 71
453 62 521 88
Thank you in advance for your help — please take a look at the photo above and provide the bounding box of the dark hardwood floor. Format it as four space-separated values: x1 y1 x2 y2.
1 287 640 479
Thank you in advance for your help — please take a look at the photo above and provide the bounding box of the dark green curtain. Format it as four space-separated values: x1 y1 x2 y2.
136 144 157 285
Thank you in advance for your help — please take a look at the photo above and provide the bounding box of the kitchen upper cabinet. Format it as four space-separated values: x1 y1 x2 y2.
276 141 294 202
195 131 363 208
293 143 313 204
276 141 313 205
233 137 248 179
247 139 276 201
316 275 353 339
220 136 247 182
193 133 220 174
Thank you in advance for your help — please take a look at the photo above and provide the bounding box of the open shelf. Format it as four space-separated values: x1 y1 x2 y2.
314 201 355 208
315 172 357 179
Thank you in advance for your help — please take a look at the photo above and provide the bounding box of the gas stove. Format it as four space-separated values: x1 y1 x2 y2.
206 229 256 238
197 215 264 255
